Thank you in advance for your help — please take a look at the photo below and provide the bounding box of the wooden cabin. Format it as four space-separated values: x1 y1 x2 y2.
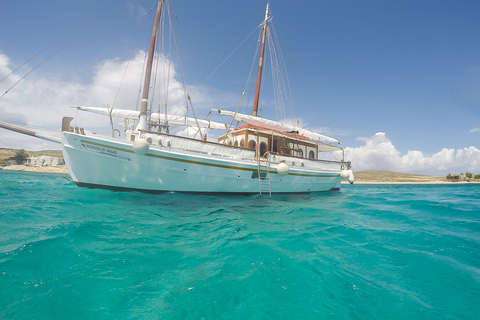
218 125 319 159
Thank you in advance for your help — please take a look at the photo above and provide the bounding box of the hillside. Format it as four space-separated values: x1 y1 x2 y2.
0 148 63 163
352 170 445 183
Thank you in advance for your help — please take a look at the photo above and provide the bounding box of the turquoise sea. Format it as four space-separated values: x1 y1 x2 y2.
1 170 479 319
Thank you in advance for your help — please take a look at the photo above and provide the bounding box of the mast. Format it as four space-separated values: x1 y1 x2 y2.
137 0 164 132
252 3 271 117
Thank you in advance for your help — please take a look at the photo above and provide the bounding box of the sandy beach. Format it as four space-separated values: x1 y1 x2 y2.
343 180 479 185
342 170 479 184
1 164 68 175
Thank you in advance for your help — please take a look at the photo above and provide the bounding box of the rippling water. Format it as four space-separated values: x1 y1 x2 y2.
1 170 479 319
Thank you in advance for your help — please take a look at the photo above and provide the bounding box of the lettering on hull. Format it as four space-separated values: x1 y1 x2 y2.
81 142 130 161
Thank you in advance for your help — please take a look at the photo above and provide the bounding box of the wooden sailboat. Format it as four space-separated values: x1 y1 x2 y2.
0 0 354 194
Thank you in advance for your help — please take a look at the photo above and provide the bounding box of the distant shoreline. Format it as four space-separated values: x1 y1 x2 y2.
0 164 68 175
342 180 480 185
2 165 478 185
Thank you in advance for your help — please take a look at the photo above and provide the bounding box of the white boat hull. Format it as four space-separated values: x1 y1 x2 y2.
62 132 345 194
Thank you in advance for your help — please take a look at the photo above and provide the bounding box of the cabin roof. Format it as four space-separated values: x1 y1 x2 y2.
219 125 343 152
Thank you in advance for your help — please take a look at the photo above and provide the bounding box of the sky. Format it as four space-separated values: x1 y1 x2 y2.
1 0 480 176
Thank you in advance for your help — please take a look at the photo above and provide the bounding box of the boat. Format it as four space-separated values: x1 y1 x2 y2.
0 0 354 194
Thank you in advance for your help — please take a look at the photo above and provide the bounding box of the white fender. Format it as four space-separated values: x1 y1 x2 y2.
133 139 149 155
277 162 289 176
340 170 350 180
348 170 355 184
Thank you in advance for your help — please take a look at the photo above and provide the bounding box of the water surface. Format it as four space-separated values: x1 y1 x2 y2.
1 171 479 319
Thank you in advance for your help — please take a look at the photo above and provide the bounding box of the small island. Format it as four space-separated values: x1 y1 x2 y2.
345 170 479 184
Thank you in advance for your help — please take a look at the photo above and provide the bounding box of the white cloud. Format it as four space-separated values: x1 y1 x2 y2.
469 127 480 133
0 51 197 150
174 126 206 140
344 132 480 175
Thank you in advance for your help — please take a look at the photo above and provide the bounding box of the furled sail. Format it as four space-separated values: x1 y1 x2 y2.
212 109 340 145
75 106 227 130
75 106 139 119
150 114 227 130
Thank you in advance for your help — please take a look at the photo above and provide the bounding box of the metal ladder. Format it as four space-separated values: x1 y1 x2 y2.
256 158 271 196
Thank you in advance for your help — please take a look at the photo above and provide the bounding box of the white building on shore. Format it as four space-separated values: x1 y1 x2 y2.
26 156 64 167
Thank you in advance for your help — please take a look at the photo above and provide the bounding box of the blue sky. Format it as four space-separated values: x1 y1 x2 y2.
1 0 480 175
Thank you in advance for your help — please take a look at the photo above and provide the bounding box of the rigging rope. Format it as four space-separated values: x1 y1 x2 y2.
111 56 132 137
0 0 144 100
276 32 338 141
278 30 297 125
187 94 202 139
163 6 173 122
201 26 259 86
170 5 192 121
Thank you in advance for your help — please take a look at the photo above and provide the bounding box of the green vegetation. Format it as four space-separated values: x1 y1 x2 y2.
1 149 63 164
446 171 480 181
13 149 28 164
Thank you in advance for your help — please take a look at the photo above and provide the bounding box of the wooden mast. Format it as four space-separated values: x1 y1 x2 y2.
252 3 271 117
137 0 164 132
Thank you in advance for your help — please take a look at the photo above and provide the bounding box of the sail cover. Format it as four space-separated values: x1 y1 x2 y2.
75 106 139 119
212 109 340 145
150 114 227 130
75 106 227 130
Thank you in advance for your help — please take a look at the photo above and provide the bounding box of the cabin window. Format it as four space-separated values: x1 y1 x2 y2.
297 149 303 158
234 141 239 147
260 142 267 157
240 139 245 148
228 141 233 146
309 150 315 159
248 140 256 150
